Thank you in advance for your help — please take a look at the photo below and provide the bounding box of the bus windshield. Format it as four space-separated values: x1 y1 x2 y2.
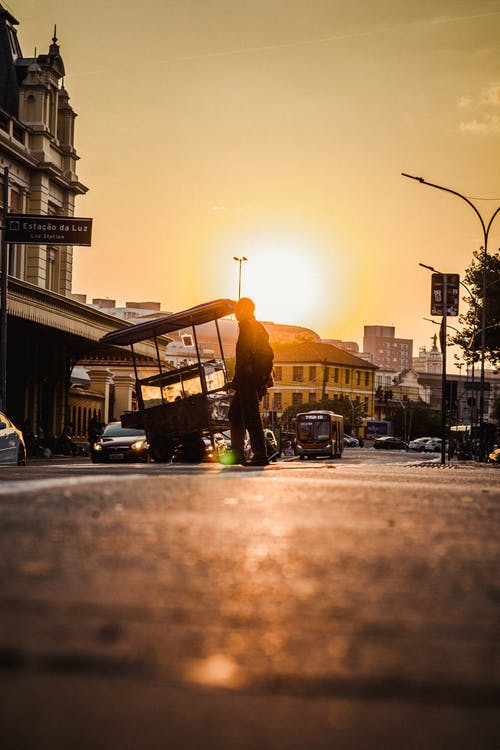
297 415 331 443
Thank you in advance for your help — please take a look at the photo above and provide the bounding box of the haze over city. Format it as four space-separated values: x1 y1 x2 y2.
9 0 500 359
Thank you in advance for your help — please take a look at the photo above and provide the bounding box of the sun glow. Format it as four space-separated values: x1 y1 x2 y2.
232 234 327 326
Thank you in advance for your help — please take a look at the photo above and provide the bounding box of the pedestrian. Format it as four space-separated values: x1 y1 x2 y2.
228 297 274 466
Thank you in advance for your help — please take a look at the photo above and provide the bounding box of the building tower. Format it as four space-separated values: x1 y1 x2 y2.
0 6 87 294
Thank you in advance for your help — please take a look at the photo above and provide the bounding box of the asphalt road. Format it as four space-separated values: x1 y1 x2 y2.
1 450 499 749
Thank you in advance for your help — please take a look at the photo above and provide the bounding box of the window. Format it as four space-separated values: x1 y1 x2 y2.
345 369 350 385
356 370 361 385
333 368 339 383
263 394 270 409
292 392 303 407
365 371 370 386
293 366 304 382
9 189 21 211
273 392 282 410
309 392 316 403
309 366 316 381
274 366 282 382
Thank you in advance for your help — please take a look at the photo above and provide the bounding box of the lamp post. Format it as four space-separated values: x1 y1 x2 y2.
403 173 500 461
233 256 247 300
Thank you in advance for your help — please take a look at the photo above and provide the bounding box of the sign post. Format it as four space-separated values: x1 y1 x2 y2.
0 206 93 413
431 273 459 466
4 214 93 246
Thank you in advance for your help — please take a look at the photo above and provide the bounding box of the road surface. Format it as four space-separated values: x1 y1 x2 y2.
1 450 499 749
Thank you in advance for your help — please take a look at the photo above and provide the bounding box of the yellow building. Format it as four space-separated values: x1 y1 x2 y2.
264 341 377 417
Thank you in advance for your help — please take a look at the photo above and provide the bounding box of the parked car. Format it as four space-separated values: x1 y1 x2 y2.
344 434 360 447
91 422 149 463
222 428 279 461
373 436 407 450
221 430 252 462
423 438 443 453
408 437 434 452
174 432 227 462
0 411 26 465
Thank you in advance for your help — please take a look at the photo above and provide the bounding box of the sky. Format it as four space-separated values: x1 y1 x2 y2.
7 0 500 365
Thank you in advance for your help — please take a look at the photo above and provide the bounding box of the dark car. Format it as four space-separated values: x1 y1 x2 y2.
0 411 26 465
174 432 227 462
91 422 149 463
373 436 406 450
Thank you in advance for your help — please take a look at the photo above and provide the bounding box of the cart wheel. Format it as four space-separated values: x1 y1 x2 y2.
179 433 206 463
18 445 27 466
149 436 175 463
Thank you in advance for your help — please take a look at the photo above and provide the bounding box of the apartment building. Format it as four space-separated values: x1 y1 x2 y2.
265 340 377 417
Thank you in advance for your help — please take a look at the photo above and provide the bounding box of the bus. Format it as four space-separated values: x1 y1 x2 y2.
295 411 344 460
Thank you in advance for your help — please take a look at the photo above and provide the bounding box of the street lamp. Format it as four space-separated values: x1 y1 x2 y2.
233 256 247 300
404 173 500 460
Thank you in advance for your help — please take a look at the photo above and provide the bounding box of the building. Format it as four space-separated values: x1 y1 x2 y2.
267 340 377 418
412 334 443 373
322 338 360 354
363 325 413 371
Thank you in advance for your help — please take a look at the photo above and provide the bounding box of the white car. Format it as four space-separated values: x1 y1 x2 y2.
408 437 433 452
423 438 443 453
0 412 26 465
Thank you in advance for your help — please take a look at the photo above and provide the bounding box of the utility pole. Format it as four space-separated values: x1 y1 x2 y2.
403 173 500 460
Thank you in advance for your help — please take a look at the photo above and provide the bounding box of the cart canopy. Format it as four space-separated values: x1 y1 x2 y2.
99 298 237 346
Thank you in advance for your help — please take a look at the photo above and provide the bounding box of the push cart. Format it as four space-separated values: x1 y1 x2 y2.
99 299 236 462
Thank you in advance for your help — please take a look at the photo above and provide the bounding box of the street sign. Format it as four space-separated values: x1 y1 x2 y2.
4 214 92 246
431 273 459 316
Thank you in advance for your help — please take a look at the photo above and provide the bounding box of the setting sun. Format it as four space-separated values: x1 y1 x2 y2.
235 233 324 323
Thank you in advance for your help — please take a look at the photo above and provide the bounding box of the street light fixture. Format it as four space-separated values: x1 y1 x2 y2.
404 173 500 460
233 256 247 300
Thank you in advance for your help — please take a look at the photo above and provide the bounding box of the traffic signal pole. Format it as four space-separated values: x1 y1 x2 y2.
440 276 447 466
403 172 500 460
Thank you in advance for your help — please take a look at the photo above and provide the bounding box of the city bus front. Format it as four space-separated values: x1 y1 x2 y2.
295 411 343 460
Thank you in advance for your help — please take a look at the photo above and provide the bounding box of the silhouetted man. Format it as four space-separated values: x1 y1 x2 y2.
228 297 274 466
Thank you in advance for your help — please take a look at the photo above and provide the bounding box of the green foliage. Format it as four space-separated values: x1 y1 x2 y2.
387 404 441 440
450 248 500 367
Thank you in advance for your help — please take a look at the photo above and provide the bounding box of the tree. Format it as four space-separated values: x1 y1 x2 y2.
388 404 441 440
450 248 500 368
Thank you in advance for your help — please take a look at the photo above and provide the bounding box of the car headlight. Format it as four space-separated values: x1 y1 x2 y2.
296 444 302 450
93 444 102 451
131 440 146 451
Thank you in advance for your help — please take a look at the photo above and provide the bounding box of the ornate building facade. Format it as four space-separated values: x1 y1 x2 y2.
0 5 160 441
